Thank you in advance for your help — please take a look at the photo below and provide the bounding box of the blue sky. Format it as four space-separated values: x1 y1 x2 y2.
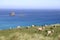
0 0 60 9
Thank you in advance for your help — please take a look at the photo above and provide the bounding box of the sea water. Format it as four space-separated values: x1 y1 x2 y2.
0 9 60 29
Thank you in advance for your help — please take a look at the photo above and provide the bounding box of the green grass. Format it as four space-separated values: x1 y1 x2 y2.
0 24 60 40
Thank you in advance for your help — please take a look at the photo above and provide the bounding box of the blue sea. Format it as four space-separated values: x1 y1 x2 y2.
0 9 60 30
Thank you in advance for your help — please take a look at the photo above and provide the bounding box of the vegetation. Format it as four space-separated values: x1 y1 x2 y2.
0 24 60 40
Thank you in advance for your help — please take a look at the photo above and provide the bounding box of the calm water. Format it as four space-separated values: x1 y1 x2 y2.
0 9 60 29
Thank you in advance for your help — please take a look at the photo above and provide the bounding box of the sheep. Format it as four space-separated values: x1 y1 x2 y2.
32 25 35 27
16 26 22 30
37 27 46 31
38 27 43 31
47 30 54 36
47 30 52 36
17 26 21 29
45 24 48 27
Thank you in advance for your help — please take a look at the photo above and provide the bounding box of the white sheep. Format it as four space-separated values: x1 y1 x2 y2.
32 25 35 27
45 24 48 27
47 30 54 36
17 26 21 29
38 27 43 31
47 31 52 36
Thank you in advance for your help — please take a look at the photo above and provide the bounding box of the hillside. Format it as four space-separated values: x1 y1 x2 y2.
0 24 60 40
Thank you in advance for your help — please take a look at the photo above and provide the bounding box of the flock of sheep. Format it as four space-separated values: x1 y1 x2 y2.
9 24 57 36
37 27 55 36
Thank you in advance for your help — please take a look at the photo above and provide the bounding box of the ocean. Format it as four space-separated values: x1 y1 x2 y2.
0 9 60 30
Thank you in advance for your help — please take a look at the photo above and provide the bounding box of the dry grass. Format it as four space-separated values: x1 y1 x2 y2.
0 24 60 40
0 32 59 40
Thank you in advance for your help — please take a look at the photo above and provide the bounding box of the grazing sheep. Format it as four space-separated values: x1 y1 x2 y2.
45 24 48 27
47 30 54 36
32 25 35 27
17 26 21 29
47 31 52 36
38 27 43 31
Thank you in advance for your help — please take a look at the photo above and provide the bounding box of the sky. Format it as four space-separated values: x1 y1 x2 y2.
0 0 60 9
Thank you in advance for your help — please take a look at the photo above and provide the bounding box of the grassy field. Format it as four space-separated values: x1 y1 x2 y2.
0 24 60 40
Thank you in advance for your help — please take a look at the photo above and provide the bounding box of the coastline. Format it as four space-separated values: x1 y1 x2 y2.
1 23 60 30
0 24 60 40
